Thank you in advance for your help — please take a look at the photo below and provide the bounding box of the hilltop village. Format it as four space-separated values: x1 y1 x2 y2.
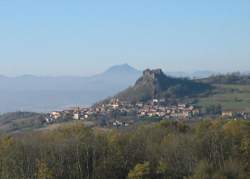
46 99 199 127
45 98 250 128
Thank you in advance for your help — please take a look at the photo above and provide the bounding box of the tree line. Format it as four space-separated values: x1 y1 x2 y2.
198 73 250 85
0 119 249 179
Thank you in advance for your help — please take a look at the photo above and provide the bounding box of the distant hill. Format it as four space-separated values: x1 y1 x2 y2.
0 112 45 133
197 73 250 85
116 69 211 102
0 64 141 113
166 70 216 79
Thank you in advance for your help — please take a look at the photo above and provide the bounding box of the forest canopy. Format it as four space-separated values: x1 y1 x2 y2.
0 120 249 179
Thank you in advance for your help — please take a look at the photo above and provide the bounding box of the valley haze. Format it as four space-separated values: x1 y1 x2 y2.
0 64 140 113
0 63 246 113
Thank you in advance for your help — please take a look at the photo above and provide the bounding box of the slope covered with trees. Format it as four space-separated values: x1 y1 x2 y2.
0 112 45 133
116 69 211 103
0 120 249 179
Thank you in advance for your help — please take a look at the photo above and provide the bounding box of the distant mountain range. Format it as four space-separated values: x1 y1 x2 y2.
0 64 141 113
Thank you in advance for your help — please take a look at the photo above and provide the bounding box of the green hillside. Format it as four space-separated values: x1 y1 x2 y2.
196 84 250 112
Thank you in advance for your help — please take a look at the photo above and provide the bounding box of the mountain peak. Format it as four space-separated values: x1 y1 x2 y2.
137 69 167 86
143 69 165 79
105 64 140 74
135 69 170 95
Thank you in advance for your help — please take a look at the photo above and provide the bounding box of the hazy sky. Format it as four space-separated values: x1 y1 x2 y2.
0 0 250 76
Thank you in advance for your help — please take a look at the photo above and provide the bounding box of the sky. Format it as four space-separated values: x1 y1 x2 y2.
0 0 250 76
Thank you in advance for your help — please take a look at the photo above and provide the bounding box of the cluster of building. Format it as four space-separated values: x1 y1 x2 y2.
222 111 250 120
105 98 201 120
45 107 90 123
137 100 200 120
45 98 250 126
46 98 201 125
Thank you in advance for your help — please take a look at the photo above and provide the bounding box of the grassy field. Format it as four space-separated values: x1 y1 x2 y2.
196 84 250 112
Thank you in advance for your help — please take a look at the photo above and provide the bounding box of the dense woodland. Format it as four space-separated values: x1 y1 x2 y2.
0 119 249 179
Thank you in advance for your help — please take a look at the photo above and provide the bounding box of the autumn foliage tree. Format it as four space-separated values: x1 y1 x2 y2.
0 120 249 179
